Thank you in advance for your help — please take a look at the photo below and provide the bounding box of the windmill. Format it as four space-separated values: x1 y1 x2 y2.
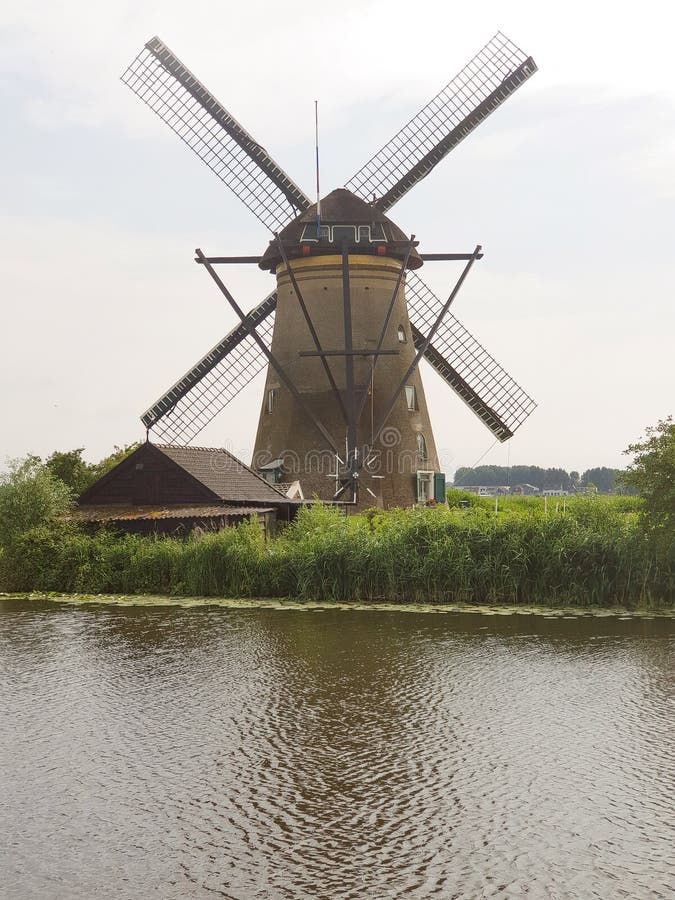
121 32 538 508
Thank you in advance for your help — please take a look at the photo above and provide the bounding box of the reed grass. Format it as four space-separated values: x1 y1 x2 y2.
0 499 671 607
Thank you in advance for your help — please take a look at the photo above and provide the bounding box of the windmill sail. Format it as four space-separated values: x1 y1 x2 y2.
121 37 311 231
413 329 511 440
407 272 536 439
141 294 276 445
141 273 534 444
346 32 536 211
128 32 537 450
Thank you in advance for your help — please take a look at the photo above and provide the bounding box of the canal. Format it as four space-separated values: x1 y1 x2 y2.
1 598 672 898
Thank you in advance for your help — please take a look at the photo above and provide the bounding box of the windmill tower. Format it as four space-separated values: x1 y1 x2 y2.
252 190 441 507
121 33 538 508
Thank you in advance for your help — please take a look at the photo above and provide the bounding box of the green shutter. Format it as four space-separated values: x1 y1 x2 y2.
434 473 446 503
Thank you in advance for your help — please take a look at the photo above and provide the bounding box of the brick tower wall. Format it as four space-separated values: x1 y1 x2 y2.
252 255 440 510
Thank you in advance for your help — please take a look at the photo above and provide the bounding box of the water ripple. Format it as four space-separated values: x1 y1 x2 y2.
0 600 673 899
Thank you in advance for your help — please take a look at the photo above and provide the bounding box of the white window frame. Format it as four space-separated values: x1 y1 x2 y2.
416 470 434 503
405 384 416 411
397 325 407 343
266 388 277 414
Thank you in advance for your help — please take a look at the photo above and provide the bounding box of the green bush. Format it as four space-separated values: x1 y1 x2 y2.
0 457 73 547
0 501 671 608
622 416 675 551
445 487 493 510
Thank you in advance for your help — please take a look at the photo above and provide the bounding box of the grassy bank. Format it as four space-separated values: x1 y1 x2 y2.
1 499 672 608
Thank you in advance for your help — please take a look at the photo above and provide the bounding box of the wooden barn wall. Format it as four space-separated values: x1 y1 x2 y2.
82 446 217 506
81 511 277 538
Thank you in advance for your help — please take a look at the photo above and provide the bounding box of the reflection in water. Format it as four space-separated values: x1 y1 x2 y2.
0 599 673 898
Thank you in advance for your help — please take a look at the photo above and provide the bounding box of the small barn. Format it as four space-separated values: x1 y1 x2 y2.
74 443 298 536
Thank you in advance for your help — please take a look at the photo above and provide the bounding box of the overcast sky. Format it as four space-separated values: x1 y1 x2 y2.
1 0 673 476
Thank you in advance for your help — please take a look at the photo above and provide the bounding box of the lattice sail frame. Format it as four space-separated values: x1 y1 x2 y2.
142 312 275 445
407 272 536 439
346 32 536 211
142 269 535 446
121 37 310 231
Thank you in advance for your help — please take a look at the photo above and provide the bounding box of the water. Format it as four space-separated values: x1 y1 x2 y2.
1 598 673 899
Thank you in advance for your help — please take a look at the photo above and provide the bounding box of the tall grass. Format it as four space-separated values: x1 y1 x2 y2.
0 500 671 607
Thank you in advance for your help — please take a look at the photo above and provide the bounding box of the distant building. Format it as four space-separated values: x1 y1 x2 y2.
455 485 510 497
74 443 298 536
510 483 540 495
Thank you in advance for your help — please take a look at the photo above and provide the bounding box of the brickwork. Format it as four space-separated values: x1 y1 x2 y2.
252 255 440 510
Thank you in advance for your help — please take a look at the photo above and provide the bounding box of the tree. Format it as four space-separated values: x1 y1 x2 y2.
45 448 97 496
621 416 675 543
0 457 73 546
582 467 617 494
92 443 141 480
453 466 478 486
543 467 571 491
44 443 141 499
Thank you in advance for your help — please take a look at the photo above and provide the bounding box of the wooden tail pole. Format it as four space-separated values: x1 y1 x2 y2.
195 248 339 455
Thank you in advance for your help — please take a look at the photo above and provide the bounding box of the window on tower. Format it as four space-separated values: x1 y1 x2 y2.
266 388 277 414
332 225 359 244
416 433 427 460
299 223 388 244
405 385 417 411
397 325 407 343
416 471 434 503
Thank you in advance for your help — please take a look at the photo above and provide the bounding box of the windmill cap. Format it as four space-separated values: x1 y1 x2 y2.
259 188 423 272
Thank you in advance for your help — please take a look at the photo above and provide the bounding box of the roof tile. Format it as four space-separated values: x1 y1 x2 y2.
155 444 292 504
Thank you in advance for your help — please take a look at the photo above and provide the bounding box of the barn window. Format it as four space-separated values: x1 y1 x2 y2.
397 325 407 343
405 385 416 410
266 388 277 414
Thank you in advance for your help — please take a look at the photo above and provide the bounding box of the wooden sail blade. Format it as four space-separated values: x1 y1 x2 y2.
121 36 311 231
414 329 513 441
346 32 536 212
141 293 277 444
407 272 536 440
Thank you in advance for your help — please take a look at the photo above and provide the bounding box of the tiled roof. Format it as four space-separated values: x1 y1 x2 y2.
71 504 274 522
156 444 293 504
